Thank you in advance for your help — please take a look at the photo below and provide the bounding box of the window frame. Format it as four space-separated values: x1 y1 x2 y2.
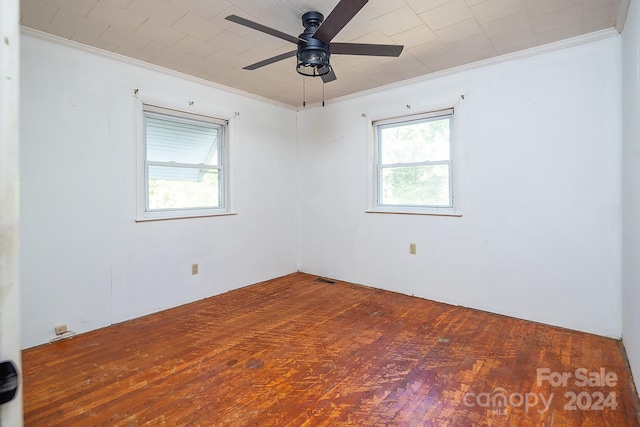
136 103 232 221
369 107 462 216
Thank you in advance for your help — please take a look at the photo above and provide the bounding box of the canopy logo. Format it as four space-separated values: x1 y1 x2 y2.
463 387 553 414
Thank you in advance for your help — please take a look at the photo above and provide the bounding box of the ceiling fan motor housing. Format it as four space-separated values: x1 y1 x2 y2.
297 12 331 77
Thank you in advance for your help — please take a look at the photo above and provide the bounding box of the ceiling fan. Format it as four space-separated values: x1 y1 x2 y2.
225 0 404 84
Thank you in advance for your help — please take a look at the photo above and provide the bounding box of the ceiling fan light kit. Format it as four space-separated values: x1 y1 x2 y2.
225 0 404 105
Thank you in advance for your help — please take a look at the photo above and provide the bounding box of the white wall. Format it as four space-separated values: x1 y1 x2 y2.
1 0 23 424
20 28 627 351
297 37 623 337
20 34 298 349
622 0 640 394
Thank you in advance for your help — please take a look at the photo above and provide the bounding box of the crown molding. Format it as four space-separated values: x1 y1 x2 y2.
306 27 620 110
21 25 619 112
20 26 298 111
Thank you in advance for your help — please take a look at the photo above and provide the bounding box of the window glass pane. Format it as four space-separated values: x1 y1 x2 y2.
148 166 220 210
380 117 450 164
380 165 450 206
146 115 219 165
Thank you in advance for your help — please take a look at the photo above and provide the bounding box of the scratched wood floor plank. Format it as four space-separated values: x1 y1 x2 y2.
23 273 640 426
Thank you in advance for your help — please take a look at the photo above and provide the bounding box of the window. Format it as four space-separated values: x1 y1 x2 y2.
372 109 457 215
139 105 229 220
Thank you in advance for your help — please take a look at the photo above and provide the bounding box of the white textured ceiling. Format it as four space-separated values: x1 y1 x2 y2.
20 0 627 107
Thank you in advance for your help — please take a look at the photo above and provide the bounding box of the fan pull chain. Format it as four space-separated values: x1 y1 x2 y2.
322 82 325 107
302 77 306 108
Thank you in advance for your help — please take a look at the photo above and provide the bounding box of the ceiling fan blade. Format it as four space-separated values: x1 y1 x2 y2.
243 50 297 70
226 15 299 45
330 42 404 57
321 68 337 83
312 0 368 44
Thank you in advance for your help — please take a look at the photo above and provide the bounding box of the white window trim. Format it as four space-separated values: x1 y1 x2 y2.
136 101 235 221
367 99 464 217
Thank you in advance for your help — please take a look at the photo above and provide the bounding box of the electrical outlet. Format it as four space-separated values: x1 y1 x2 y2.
55 324 67 335
191 263 199 275
410 243 416 255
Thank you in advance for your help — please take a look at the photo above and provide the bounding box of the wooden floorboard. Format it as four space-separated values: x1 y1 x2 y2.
22 272 640 426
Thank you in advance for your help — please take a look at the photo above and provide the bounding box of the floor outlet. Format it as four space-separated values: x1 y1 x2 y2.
55 324 67 335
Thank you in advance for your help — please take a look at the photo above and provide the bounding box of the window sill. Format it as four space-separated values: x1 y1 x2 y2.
136 211 237 222
365 209 462 217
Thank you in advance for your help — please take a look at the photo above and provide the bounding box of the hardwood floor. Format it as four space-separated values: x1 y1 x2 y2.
23 273 640 426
